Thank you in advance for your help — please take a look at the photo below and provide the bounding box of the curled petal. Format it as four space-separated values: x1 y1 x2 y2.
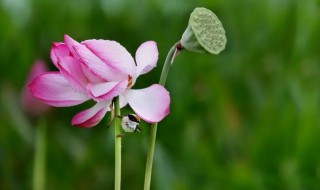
59 56 88 91
123 84 170 123
82 40 137 77
29 73 89 107
72 101 110 128
88 80 128 101
135 41 159 75
50 42 70 68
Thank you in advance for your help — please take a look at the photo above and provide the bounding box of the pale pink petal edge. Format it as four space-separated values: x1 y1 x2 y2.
124 84 170 123
135 41 159 75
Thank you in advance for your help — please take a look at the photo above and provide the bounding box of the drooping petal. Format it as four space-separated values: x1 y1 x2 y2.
72 101 110 128
82 40 137 78
88 80 128 101
135 41 159 75
58 56 88 91
29 72 89 107
50 42 71 68
123 84 170 123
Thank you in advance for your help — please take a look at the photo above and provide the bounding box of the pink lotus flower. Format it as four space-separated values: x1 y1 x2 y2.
29 35 170 127
22 60 51 117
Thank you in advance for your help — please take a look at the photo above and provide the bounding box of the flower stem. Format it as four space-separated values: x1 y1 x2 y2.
33 117 46 190
144 43 179 190
114 97 121 190
159 43 179 85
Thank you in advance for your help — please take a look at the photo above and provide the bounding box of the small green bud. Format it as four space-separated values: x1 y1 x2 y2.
180 7 227 54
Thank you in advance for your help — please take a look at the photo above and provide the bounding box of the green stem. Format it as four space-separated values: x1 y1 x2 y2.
114 97 121 190
159 44 178 85
143 43 178 190
33 117 46 190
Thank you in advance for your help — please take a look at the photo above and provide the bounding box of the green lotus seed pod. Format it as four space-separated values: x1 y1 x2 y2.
180 7 227 54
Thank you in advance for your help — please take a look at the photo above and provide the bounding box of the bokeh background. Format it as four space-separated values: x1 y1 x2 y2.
1 0 320 189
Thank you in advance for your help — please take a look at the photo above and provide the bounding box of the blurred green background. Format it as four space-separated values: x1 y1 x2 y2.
1 0 320 189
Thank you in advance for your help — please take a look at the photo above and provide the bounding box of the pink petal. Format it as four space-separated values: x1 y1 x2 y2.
80 63 106 84
119 94 128 108
88 80 128 101
64 35 81 59
135 41 159 75
65 35 129 82
64 35 106 83
29 72 89 107
74 43 127 82
72 101 110 128
123 84 170 123
58 56 88 91
82 40 137 78
50 42 71 68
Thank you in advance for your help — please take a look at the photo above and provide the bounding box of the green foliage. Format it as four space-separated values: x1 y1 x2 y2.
1 0 320 189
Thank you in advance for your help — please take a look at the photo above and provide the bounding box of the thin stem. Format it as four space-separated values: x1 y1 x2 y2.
159 43 178 85
33 117 46 190
143 122 158 190
144 42 179 190
114 97 121 190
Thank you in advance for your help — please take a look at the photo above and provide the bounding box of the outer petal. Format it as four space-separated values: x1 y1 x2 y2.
50 42 71 68
123 84 170 123
87 80 128 101
135 41 159 75
82 40 137 78
72 101 110 128
59 56 88 91
29 72 89 107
